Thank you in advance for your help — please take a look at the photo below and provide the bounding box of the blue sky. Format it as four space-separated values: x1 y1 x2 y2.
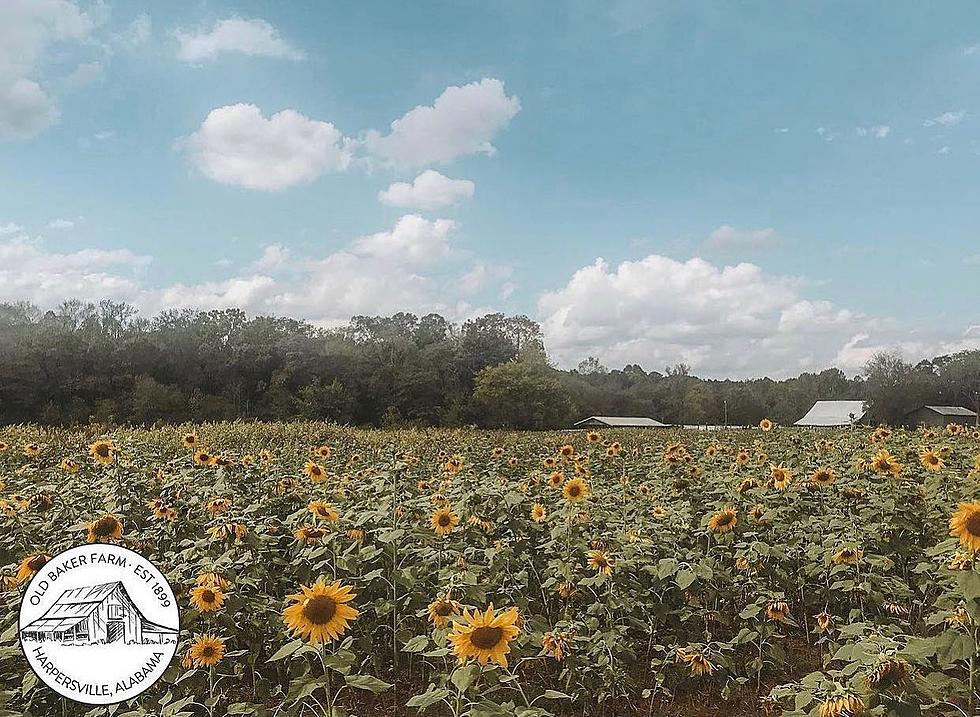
1 1 979 378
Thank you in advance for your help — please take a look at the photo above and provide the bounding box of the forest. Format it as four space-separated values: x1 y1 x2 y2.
0 300 978 429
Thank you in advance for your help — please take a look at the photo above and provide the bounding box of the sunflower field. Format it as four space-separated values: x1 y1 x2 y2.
2 421 980 717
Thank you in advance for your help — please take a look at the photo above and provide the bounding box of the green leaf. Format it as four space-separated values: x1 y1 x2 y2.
406 687 451 709
675 569 696 590
541 690 572 699
402 635 429 653
451 664 479 692
268 640 303 661
345 674 392 693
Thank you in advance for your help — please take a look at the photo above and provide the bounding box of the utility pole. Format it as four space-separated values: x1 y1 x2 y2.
724 399 728 428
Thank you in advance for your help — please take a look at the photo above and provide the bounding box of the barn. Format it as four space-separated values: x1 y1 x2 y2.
904 405 978 428
20 581 177 645
573 416 668 428
794 400 867 427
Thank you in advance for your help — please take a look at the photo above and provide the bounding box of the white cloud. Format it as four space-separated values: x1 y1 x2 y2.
364 78 520 166
856 125 890 138
924 110 966 127
117 13 151 47
352 214 457 263
703 225 777 252
252 243 290 270
378 170 475 209
0 222 25 236
177 104 352 191
458 262 513 295
937 145 951 155
0 78 59 140
46 218 74 230
173 18 304 63
63 61 103 89
816 127 835 142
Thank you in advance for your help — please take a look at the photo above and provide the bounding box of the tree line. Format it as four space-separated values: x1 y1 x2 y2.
0 300 977 428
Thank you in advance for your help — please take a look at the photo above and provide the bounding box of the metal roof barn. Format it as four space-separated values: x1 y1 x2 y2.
794 400 867 427
573 416 668 428
904 405 978 427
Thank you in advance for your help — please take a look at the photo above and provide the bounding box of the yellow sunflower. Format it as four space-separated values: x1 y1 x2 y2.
678 648 715 676
817 695 865 717
182 433 198 449
196 572 230 590
315 445 333 459
831 547 862 565
950 501 980 552
811 467 836 486
303 461 328 483
89 439 115 465
86 515 123 543
531 503 546 522
586 431 601 443
547 471 565 489
188 633 226 667
23 443 41 458
448 605 520 667
919 448 944 472
190 585 225 613
871 449 901 476
283 580 359 644
59 457 80 473
759 418 773 432
707 508 737 534
16 554 51 583
294 525 327 544
431 507 459 536
308 500 339 522
427 596 461 627
562 477 590 503
587 550 614 575
194 450 217 466
770 464 792 490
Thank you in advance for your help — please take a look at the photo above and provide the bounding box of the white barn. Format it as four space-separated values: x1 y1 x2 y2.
794 400 867 427
573 416 668 428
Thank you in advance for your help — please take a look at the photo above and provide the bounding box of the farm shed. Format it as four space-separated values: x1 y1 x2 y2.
904 405 978 427
573 416 668 428
20 581 177 645
794 400 867 427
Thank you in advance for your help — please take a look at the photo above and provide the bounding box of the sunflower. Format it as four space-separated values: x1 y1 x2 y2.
448 605 520 667
23 443 41 458
89 439 115 465
0 440 7 453
735 450 750 466
831 547 862 565
766 600 790 621
283 580 359 644
295 525 327 544
769 464 792 490
814 611 833 632
871 449 901 476
547 471 565 489
259 449 273 463
197 572 230 590
708 508 737 533
308 500 339 522
431 507 459 536
188 633 226 668
347 528 365 543
586 431 601 443
506 457 519 467
315 445 333 459
304 461 327 483
562 477 590 503
542 630 573 661
190 585 225 613
207 498 231 517
811 468 836 486
918 448 943 472
678 648 715 676
759 418 773 432
558 444 575 459
491 447 505 458
817 695 865 717
182 433 198 448
652 505 667 519
194 451 217 466
531 503 546 522
950 501 980 552
59 457 80 473
866 659 908 690
16 554 51 583
86 515 123 543
427 596 461 627
587 550 614 575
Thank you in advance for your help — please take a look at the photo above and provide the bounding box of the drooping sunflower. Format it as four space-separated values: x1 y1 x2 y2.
206 498 231 517
542 629 573 661
950 501 980 552
448 605 520 667
766 600 790 621
294 525 327 544
677 648 715 676
427 596 461 627
303 461 328 483
587 550 614 575
918 448 944 472
89 439 115 465
759 418 773 432
308 500 339 522
817 694 865 717
197 571 231 590
562 477 590 503
431 507 459 536
831 547 862 565
16 554 51 583
871 449 901 476
283 580 359 644
707 508 737 534
866 659 908 690
811 467 837 487
188 633 226 668
182 433 198 449
86 515 123 543
190 584 225 613
814 611 833 632
531 503 546 522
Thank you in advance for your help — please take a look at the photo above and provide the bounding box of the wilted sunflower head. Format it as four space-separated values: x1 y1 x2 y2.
817 694 865 717
16 554 51 583
832 547 862 565
23 443 41 458
308 500 339 522
427 596 460 626
89 439 115 465
811 468 836 486
86 515 123 543
294 525 327 544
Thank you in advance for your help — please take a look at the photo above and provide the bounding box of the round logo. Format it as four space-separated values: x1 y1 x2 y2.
18 544 179 705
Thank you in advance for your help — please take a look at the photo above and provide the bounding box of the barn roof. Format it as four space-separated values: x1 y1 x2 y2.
794 400 866 426
21 582 127 634
573 416 668 427
918 405 977 417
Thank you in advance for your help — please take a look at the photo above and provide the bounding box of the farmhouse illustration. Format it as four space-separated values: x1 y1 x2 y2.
20 581 178 645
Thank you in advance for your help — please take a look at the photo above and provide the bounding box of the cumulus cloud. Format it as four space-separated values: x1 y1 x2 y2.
0 78 59 140
173 17 304 63
703 225 777 252
924 110 966 127
46 218 75 230
378 170 475 209
855 124 890 138
176 104 352 190
363 78 520 167
352 214 457 263
0 222 25 236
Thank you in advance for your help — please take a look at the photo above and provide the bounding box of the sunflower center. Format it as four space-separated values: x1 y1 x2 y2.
965 512 980 536
200 645 215 658
718 514 733 526
438 514 451 527
469 626 504 650
568 486 581 497
94 518 118 536
96 444 110 457
435 602 453 616
303 595 337 625
201 589 216 603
